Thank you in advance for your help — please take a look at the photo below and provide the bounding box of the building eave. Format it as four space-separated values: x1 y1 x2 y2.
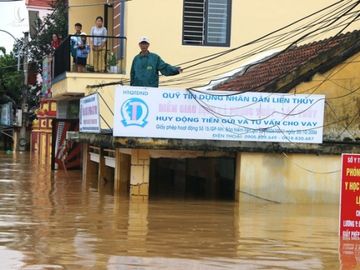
67 132 360 155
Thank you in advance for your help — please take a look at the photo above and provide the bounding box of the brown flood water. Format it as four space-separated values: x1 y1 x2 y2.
0 152 350 269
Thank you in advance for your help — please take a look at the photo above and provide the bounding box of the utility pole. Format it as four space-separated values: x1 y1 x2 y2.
18 32 29 151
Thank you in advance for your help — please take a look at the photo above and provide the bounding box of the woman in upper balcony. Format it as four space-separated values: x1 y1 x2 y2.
90 16 107 73
51 33 61 50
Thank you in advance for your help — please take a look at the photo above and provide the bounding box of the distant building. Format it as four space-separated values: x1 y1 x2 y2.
25 0 53 39
25 0 53 17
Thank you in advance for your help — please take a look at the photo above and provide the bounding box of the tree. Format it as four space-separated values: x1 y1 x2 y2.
12 0 67 110
0 52 23 106
22 0 68 65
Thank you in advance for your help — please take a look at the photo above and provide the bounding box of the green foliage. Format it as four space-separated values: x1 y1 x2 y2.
108 52 117 66
14 0 67 66
11 0 67 110
0 53 23 106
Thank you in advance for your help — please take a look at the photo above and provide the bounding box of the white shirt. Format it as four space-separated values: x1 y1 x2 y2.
90 26 107 46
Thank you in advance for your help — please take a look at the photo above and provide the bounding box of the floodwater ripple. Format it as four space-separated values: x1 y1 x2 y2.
0 152 344 269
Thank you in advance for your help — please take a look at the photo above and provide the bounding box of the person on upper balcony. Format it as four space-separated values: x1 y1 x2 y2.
90 16 107 73
51 33 61 50
74 34 90 72
70 23 86 72
130 37 182 87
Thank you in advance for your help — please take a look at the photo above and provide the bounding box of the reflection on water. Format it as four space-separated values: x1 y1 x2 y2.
0 152 348 269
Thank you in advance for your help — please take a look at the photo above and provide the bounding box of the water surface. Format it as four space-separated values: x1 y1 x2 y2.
0 152 347 269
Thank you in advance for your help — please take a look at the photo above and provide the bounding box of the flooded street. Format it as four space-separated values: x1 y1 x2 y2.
0 152 344 269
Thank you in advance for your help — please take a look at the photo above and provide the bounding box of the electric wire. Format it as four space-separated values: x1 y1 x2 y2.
176 0 353 69
177 9 360 129
160 18 360 86
162 3 360 86
326 100 358 139
181 70 360 138
181 46 360 127
281 152 341 174
87 0 359 89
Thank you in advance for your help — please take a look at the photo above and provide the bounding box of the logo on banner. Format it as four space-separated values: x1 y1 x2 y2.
121 98 149 127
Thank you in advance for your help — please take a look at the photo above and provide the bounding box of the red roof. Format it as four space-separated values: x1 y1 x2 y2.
216 30 360 92
25 0 54 9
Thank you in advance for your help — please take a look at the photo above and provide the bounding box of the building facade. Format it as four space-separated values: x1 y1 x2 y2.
52 0 360 201
215 30 360 203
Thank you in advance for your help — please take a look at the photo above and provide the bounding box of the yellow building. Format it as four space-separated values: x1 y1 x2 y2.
215 30 360 203
53 0 360 134
54 0 360 99
53 0 360 202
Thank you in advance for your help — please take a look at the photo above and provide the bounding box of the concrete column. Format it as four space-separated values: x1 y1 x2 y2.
130 149 150 200
13 130 18 151
114 149 131 196
82 143 97 189
174 159 186 197
98 147 105 188
235 152 241 201
98 148 114 191
206 159 217 199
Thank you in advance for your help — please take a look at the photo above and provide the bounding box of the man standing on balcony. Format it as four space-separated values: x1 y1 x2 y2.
130 37 182 87
90 16 107 72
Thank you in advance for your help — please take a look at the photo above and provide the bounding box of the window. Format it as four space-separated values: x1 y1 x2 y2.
183 0 231 46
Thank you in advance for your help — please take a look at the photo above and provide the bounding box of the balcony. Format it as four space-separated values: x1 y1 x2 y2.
51 34 127 99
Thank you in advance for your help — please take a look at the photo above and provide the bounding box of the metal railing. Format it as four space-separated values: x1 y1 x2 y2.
53 34 127 78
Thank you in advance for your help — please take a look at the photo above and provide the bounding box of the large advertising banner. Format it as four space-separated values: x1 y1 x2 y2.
340 154 360 240
113 86 325 143
79 94 100 133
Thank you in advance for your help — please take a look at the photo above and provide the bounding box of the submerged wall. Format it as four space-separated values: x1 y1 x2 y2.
236 152 341 204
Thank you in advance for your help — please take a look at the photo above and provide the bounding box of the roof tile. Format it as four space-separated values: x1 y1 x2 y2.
216 31 360 92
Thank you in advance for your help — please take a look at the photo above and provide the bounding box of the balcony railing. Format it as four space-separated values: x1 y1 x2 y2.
53 35 126 78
